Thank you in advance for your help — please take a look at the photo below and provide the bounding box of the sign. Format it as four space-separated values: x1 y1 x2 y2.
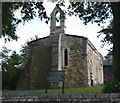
46 71 64 83
45 71 65 93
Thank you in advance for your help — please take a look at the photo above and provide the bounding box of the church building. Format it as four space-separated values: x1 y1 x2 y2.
17 5 104 90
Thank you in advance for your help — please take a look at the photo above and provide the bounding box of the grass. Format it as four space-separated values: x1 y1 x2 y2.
65 85 105 94
3 85 105 94
45 85 104 94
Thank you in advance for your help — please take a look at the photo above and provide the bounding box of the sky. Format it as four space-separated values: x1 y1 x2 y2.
0 1 112 57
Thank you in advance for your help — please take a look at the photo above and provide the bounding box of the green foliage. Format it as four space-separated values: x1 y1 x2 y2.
68 2 112 25
2 2 114 47
104 50 112 60
2 50 22 90
103 81 120 93
98 20 113 48
2 2 49 41
2 2 113 43
67 2 113 48
28 35 39 41
0 46 11 63
2 2 23 41
1 44 29 90
20 44 29 68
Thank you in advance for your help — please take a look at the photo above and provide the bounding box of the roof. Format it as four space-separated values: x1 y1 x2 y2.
87 38 103 59
65 34 103 59
28 36 49 44
50 4 64 16
65 34 87 39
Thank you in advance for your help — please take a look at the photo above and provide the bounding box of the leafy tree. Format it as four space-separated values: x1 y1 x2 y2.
104 50 112 61
1 45 29 90
103 81 120 93
29 34 39 41
2 2 49 42
1 47 11 82
2 49 22 90
1 46 11 64
19 44 29 68
19 35 39 67
1 35 39 90
97 20 113 47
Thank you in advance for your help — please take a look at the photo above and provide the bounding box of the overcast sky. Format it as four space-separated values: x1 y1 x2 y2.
0 1 112 57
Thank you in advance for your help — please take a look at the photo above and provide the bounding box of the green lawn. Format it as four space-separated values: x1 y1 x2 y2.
64 85 105 94
3 85 105 94
43 85 104 94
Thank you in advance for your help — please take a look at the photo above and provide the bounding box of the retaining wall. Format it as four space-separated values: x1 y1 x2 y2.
2 92 120 103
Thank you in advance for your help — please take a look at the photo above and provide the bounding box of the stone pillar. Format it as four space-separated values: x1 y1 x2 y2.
51 33 59 71
58 33 62 71
51 33 63 71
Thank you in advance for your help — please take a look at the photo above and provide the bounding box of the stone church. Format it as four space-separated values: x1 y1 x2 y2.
17 5 104 90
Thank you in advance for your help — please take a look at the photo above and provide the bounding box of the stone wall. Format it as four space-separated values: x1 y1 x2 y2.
61 34 103 87
2 92 120 103
17 33 103 89
17 36 52 90
61 35 88 87
86 39 103 85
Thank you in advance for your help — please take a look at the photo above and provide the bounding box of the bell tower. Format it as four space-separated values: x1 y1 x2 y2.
50 5 65 71
50 4 65 34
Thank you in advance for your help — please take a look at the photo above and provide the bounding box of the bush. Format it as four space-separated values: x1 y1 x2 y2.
103 81 120 93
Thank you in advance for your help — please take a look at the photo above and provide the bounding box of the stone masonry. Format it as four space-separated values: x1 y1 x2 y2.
2 92 120 103
17 5 103 90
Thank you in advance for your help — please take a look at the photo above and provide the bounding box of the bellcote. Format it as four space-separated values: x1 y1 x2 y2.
50 4 65 34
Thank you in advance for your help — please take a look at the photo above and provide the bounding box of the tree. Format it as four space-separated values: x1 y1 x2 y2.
104 50 112 60
19 44 29 68
97 20 113 48
2 49 21 90
67 2 120 82
1 46 28 90
1 2 49 42
111 2 120 81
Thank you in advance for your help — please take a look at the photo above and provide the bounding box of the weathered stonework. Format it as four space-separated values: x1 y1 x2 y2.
2 92 120 102
17 37 52 90
17 5 103 90
86 40 103 85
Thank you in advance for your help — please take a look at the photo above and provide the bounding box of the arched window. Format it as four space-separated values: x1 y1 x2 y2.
64 49 68 66
56 12 60 26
